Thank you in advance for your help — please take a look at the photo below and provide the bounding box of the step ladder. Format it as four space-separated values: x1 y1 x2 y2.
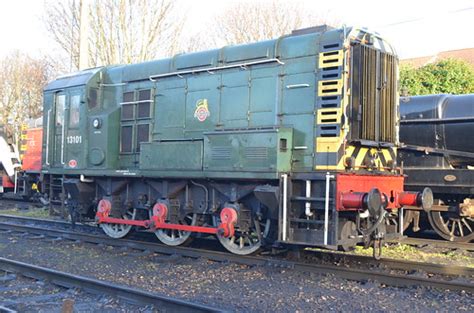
281 172 338 247
45 174 65 214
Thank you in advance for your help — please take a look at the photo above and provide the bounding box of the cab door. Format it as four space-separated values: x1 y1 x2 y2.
64 92 85 169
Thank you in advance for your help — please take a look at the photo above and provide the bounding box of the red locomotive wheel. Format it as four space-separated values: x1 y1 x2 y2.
214 213 271 256
99 206 137 239
151 203 198 247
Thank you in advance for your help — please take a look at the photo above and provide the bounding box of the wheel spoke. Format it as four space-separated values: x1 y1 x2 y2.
246 236 253 247
100 209 135 239
450 221 456 236
462 218 473 232
458 220 464 237
215 215 270 255
428 211 474 242
154 213 195 246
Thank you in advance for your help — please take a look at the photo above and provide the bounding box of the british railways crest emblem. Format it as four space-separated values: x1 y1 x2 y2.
194 99 210 122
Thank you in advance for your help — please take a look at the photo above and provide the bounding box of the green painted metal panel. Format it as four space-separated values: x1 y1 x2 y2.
185 75 221 134
223 40 274 63
88 109 120 169
279 33 320 59
276 128 293 172
220 70 249 128
284 57 317 75
203 128 292 172
249 76 277 126
282 114 314 171
175 50 218 70
121 59 170 82
154 87 186 136
140 141 203 170
282 72 316 114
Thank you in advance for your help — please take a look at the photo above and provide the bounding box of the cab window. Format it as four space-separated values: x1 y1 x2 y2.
69 95 81 128
56 95 66 127
120 89 153 153
88 88 98 110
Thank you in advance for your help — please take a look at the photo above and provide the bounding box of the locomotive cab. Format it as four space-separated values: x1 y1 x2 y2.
42 68 103 171
42 68 103 211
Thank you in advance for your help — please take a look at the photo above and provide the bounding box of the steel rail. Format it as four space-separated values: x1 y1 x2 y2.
3 211 474 252
0 220 472 293
396 237 474 251
0 257 223 313
1 213 473 260
305 250 474 277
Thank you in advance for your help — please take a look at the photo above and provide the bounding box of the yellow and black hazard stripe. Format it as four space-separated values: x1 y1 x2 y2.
336 145 397 170
315 37 348 170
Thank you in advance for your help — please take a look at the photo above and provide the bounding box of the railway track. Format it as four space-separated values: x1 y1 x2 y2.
0 257 223 313
3 196 474 250
397 237 474 251
2 212 474 252
0 215 472 293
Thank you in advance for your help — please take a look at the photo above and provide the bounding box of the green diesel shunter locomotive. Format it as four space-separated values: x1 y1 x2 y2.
41 26 430 256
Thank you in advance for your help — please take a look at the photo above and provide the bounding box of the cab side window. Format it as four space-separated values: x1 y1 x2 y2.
88 88 98 110
56 95 66 127
120 89 153 153
69 95 81 128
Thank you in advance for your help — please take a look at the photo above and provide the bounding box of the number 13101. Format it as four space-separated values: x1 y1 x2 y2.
67 135 82 144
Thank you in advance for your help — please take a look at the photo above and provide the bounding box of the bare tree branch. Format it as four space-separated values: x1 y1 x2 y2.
0 52 51 141
43 0 185 70
212 0 340 46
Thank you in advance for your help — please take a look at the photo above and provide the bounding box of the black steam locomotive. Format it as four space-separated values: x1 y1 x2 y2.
399 94 474 242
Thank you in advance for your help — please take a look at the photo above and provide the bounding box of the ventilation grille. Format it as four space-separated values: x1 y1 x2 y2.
211 147 231 160
244 147 268 159
351 45 397 143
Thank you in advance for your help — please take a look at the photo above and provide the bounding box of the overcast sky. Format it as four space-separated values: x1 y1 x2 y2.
0 0 473 60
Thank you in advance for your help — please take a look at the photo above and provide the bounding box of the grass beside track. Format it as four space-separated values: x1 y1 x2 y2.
0 208 51 219
351 244 474 267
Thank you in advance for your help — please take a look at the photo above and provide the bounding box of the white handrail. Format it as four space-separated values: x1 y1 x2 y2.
61 118 65 165
400 207 404 236
282 173 288 241
149 58 284 81
324 172 335 245
305 180 313 217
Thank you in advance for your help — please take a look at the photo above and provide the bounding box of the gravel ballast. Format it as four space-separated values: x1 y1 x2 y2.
0 231 472 312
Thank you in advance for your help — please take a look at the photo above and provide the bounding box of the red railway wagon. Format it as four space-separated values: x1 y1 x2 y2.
21 127 43 172
0 126 43 196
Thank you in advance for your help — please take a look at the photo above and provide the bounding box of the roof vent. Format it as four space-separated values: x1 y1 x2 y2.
291 25 335 36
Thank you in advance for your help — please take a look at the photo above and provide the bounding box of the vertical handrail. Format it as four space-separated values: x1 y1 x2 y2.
282 174 288 241
61 118 65 165
13 170 17 194
45 109 51 165
305 180 312 217
324 172 334 245
400 207 404 236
